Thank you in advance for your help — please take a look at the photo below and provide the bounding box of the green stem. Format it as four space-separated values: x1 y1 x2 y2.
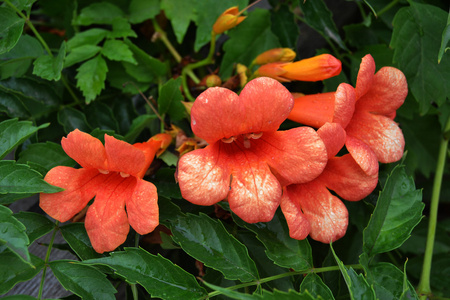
61 75 81 105
377 0 400 17
5 0 53 57
205 264 362 299
417 117 450 299
38 221 59 300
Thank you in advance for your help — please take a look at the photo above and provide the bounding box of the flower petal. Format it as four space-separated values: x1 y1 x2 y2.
280 188 311 240
295 181 349 243
191 77 293 143
319 154 378 201
332 83 356 128
356 66 408 115
84 173 133 253
126 179 159 235
132 139 162 178
228 146 282 223
40 167 104 222
61 129 107 170
317 122 346 159
177 142 231 206
346 111 405 163
253 128 327 186
345 135 379 176
104 134 147 177
355 54 375 99
288 92 335 128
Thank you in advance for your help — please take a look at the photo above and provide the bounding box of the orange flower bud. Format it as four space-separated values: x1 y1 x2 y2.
253 62 290 82
281 54 342 82
236 63 248 87
149 133 172 157
253 48 296 65
213 6 246 34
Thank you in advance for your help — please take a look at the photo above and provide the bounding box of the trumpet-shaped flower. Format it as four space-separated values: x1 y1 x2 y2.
213 6 246 34
40 130 169 253
288 54 407 163
281 123 379 243
177 77 328 223
255 54 341 82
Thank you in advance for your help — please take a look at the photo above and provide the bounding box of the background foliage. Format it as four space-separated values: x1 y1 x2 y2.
1 0 449 299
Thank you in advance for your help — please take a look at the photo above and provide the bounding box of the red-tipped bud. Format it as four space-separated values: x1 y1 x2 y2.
253 48 296 65
281 54 342 82
213 6 246 34
253 63 290 82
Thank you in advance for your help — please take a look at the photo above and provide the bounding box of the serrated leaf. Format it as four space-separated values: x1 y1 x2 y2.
73 2 124 26
202 281 255 300
160 0 196 44
60 223 101 260
0 192 34 205
0 118 48 159
101 39 136 64
363 165 424 257
108 18 137 38
233 210 313 271
0 250 44 294
82 248 207 300
123 114 158 142
170 213 259 282
0 205 30 263
50 260 116 300
57 107 92 133
67 28 109 50
84 101 119 132
367 263 418 300
32 41 66 81
64 45 102 68
75 55 108 103
298 0 347 50
331 245 376 300
7 0 37 14
106 61 151 94
17 141 76 174
220 9 280 79
300 273 335 300
0 7 25 55
123 39 167 81
270 5 299 48
158 77 186 120
438 9 450 63
128 0 160 24
0 161 63 194
391 3 450 114
13 211 54 244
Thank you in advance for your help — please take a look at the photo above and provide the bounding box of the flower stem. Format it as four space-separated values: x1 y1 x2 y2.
37 221 59 300
417 117 450 299
204 264 362 298
377 0 400 17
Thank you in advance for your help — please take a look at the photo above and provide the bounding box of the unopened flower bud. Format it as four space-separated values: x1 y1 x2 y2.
254 63 290 82
253 48 296 65
205 74 222 87
213 6 246 34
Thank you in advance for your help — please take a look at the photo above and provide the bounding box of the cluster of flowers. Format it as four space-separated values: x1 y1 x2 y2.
40 6 408 254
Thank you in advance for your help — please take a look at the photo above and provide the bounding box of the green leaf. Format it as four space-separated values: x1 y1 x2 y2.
270 5 299 49
0 118 48 159
73 2 124 26
6 0 37 14
220 9 280 79
0 250 44 294
123 39 167 81
82 248 208 300
17 141 76 174
0 160 63 194
50 260 117 299
57 107 92 133
123 114 158 142
391 3 450 114
0 205 30 263
106 61 150 94
0 7 25 55
64 44 102 68
67 28 109 50
367 263 418 300
170 213 259 282
107 18 137 39
75 55 108 103
202 281 255 300
1 295 37 300
154 168 182 199
160 0 196 44
158 77 186 121
0 35 43 80
331 244 376 300
128 0 160 24
298 0 347 50
233 210 313 271
0 192 34 205
13 211 54 244
60 223 101 260
32 41 66 81
363 165 424 257
101 39 137 64
300 273 335 300
0 90 29 118
438 8 450 63
84 101 120 132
